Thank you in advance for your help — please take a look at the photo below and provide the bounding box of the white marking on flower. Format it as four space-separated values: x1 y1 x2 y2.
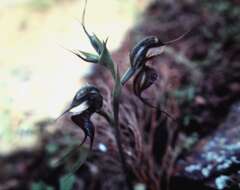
69 101 89 114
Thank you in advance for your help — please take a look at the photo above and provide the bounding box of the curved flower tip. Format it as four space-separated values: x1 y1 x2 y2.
133 66 158 107
71 116 95 149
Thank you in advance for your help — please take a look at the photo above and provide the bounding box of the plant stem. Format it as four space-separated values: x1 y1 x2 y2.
113 84 133 190
97 99 133 189
114 120 133 190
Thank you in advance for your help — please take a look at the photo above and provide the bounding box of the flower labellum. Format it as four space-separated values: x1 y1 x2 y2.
133 67 176 120
133 66 158 107
71 115 95 149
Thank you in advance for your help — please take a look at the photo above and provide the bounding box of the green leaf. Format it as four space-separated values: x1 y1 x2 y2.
50 145 89 169
72 50 99 63
60 174 76 190
50 145 76 168
67 146 89 174
57 147 88 190
82 24 103 55
81 0 103 55
99 40 116 79
31 182 54 190
90 33 104 54
81 0 115 78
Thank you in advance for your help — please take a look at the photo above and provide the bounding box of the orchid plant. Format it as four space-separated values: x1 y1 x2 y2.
56 1 186 189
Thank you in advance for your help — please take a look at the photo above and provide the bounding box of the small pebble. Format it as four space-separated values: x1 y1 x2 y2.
98 143 107 152
215 175 230 190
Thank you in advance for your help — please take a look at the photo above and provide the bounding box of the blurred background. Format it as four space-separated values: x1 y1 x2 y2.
0 0 148 155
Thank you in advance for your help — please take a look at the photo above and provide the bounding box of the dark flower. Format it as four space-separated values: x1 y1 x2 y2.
121 36 164 85
133 65 158 107
59 85 103 149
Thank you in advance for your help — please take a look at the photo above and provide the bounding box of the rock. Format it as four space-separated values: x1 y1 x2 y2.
174 102 240 189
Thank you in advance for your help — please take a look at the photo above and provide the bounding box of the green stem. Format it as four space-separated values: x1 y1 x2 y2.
113 84 133 190
97 87 133 189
